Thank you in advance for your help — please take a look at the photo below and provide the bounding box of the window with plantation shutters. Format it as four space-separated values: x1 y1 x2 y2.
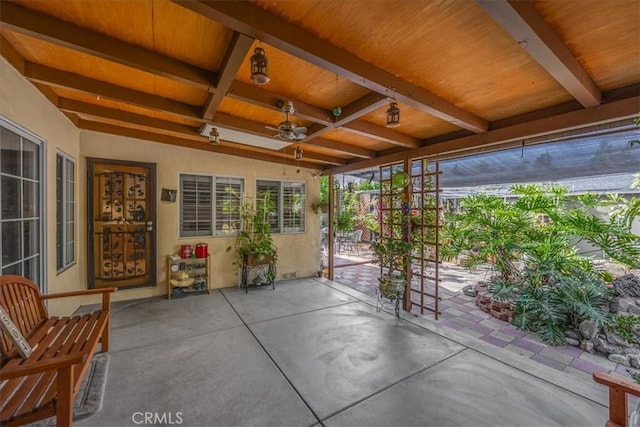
180 175 212 237
256 180 306 234
256 180 281 233
215 177 243 235
282 182 305 233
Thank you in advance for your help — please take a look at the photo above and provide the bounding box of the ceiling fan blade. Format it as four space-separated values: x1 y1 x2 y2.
265 125 280 131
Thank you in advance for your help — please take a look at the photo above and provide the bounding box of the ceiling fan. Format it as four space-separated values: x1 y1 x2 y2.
266 100 307 141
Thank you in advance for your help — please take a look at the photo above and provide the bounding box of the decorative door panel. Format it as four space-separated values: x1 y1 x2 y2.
88 159 156 289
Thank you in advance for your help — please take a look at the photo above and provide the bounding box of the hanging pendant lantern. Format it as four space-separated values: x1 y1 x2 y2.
386 102 400 128
208 127 220 145
250 47 270 85
294 145 303 161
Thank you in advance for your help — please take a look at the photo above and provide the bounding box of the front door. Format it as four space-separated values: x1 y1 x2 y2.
88 159 156 289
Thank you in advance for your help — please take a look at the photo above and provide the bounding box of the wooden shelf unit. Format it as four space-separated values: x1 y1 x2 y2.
166 254 211 299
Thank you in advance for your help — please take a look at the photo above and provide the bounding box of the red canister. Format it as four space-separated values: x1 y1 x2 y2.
195 243 208 258
180 244 192 259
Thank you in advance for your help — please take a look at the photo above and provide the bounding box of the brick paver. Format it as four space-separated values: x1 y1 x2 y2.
329 245 634 383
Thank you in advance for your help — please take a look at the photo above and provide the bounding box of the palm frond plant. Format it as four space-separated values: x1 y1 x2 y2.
445 183 639 345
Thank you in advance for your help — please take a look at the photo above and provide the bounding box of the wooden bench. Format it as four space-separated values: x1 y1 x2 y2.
593 371 640 427
0 275 116 427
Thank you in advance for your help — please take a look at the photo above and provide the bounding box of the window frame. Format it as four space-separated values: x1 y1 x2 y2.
179 173 245 238
256 179 306 234
56 150 75 273
0 116 47 293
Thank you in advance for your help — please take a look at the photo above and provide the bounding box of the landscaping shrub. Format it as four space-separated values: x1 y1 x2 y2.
443 184 640 345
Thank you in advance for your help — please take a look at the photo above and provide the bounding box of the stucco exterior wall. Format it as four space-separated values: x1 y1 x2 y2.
1 56 321 315
79 131 322 304
1 57 83 315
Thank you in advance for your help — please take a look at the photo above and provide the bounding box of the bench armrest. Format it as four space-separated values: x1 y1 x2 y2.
41 287 117 312
41 287 117 300
0 352 87 380
594 371 640 397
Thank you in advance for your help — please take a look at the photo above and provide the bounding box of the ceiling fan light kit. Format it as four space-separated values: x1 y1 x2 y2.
250 46 270 85
267 101 308 141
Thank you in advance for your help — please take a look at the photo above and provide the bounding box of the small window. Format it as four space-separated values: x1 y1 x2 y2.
180 175 212 237
56 152 75 271
256 180 306 234
215 177 243 235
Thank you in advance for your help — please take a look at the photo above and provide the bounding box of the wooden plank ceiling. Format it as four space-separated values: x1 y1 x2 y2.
1 0 638 172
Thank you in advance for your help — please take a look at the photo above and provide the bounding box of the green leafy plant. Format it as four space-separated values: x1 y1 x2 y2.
227 192 277 267
311 176 330 214
627 370 640 384
444 184 639 345
606 314 640 347
371 236 413 278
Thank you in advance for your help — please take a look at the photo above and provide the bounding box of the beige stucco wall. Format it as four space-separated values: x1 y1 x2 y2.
79 131 322 302
1 56 321 315
0 57 83 315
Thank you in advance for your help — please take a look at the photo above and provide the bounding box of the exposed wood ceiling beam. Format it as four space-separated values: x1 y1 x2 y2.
63 98 344 164
307 138 376 159
0 1 216 91
227 80 332 124
0 35 24 74
277 147 347 166
173 0 488 133
78 119 322 170
23 62 203 120
332 92 389 127
203 32 254 120
229 81 411 146
58 98 203 139
19 60 415 156
478 0 601 107
342 121 421 149
211 112 276 137
327 96 639 174
304 123 332 140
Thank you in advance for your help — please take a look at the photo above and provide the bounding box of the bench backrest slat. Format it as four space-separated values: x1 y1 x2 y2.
0 275 48 361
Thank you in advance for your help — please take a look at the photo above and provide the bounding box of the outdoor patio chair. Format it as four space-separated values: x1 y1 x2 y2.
344 229 363 255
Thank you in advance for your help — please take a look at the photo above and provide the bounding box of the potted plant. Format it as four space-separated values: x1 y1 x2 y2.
227 192 278 288
371 235 412 300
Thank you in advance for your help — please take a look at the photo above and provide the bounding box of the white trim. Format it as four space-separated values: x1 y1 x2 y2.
0 115 47 293
55 150 76 273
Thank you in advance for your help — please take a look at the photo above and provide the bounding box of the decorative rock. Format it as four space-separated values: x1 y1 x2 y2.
628 304 640 316
609 353 631 366
605 330 635 348
610 299 619 313
566 338 580 346
594 335 638 356
564 330 580 340
615 297 632 313
580 340 595 353
636 298 640 306
613 274 640 298
629 354 640 369
579 320 598 341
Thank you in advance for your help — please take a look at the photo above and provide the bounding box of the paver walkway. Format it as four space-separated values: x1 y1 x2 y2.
327 243 639 385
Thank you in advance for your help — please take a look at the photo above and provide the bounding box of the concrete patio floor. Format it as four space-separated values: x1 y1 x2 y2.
77 278 609 427
330 243 639 385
